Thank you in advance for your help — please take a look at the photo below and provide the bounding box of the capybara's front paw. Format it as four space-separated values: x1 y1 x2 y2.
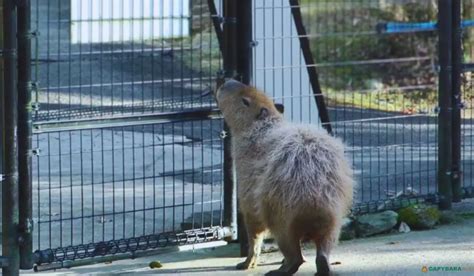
236 260 256 270
265 270 291 276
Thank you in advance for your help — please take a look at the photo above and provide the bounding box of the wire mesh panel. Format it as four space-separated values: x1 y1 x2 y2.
253 0 439 213
462 0 474 197
30 0 226 266
31 0 220 121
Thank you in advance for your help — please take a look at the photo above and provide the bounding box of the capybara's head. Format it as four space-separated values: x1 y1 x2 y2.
215 80 282 134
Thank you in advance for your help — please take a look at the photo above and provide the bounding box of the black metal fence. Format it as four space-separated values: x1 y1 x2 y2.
28 0 231 269
2 0 474 274
253 0 442 213
462 0 474 197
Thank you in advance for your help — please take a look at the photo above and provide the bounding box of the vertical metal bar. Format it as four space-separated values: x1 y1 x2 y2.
288 0 332 133
222 0 238 243
237 0 253 85
17 0 33 269
2 0 20 274
451 0 462 202
236 0 252 258
221 0 253 256
438 0 454 210
207 0 224 54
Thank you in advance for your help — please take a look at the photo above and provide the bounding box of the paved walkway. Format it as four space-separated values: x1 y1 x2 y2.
25 219 472 275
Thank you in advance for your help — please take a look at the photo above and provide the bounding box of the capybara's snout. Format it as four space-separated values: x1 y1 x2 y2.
216 79 247 101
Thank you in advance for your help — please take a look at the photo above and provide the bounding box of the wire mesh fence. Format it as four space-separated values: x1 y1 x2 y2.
2 0 474 271
30 0 227 266
462 0 474 197
253 0 440 213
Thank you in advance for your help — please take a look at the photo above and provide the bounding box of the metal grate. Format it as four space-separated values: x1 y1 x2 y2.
252 0 439 212
30 0 227 266
461 0 474 198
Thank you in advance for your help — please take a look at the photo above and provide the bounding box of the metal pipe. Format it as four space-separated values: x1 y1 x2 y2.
207 0 224 54
222 0 238 243
17 0 33 268
1 0 20 275
451 0 462 203
437 0 453 210
289 0 332 133
236 0 253 257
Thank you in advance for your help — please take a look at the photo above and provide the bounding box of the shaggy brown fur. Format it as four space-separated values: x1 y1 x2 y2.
215 80 354 276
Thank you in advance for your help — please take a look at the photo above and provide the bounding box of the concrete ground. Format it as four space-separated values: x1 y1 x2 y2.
25 200 474 276
3 0 474 267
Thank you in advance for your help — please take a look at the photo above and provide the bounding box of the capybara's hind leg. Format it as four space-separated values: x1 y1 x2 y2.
314 235 335 276
265 232 303 276
236 215 265 270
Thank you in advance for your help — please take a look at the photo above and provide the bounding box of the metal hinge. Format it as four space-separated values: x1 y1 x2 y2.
0 48 17 58
32 102 40 111
220 130 228 139
31 148 41 156
448 170 462 179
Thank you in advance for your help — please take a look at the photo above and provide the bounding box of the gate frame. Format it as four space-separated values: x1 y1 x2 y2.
437 0 463 210
17 0 34 269
1 0 20 275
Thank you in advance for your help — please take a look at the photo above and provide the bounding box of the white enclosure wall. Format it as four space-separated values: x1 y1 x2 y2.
252 0 321 125
71 0 190 44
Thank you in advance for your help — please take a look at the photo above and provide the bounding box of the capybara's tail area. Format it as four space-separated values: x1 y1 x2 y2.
290 207 342 245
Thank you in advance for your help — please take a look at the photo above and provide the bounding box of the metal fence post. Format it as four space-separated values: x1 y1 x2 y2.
1 0 21 275
438 0 454 210
236 0 252 257
289 0 332 133
221 0 253 256
451 0 462 202
222 0 239 242
17 0 34 268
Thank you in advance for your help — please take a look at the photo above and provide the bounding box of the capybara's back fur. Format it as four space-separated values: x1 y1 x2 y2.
215 80 354 276
258 123 353 231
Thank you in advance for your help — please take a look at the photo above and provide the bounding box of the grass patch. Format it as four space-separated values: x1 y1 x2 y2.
325 88 437 114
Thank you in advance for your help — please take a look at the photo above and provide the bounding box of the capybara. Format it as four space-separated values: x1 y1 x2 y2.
215 80 354 276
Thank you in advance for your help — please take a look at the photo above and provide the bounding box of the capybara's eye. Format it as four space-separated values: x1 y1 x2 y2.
242 98 250 107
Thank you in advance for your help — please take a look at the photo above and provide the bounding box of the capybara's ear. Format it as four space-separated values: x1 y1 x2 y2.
274 103 284 114
257 107 269 120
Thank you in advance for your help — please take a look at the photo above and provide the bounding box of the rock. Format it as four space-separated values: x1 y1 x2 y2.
355 210 398 237
397 204 440 230
339 218 356 240
439 210 463 225
398 222 411 233
149 261 163 269
261 243 279 253
364 78 384 90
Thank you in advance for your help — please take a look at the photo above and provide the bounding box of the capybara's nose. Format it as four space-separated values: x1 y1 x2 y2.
219 79 246 94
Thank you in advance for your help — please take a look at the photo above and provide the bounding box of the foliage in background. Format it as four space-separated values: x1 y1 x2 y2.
303 1 438 92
